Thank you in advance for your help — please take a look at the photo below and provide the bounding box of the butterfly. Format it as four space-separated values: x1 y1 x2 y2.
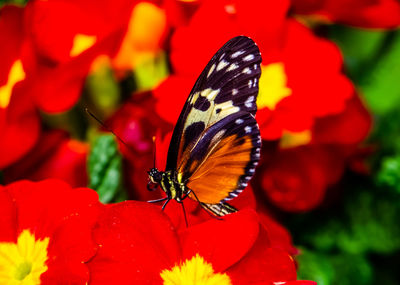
147 36 262 223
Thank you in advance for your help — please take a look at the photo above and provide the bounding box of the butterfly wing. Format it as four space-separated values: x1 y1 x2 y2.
166 36 262 171
176 112 261 207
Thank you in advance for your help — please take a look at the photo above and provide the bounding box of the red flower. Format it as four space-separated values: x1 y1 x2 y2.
87 201 315 284
3 130 88 188
1 0 159 114
0 5 40 169
22 0 134 112
0 179 103 284
154 0 353 140
256 94 372 212
291 0 400 29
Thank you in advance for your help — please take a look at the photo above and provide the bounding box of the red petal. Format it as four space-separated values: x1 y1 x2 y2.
180 209 260 272
88 201 180 284
4 130 88 187
228 227 297 283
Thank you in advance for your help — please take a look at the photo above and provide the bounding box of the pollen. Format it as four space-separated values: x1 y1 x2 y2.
160 254 232 285
257 62 292 110
0 59 25 108
0 230 50 284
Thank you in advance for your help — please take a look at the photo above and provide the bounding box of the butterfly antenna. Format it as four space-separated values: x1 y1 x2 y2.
152 135 157 168
85 108 132 151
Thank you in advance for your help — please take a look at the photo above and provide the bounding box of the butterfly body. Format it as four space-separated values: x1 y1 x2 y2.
148 168 187 202
148 36 262 217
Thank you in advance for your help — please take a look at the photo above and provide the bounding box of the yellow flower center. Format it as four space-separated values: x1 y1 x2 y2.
161 254 232 285
70 34 97 57
0 230 49 284
0 59 25 109
279 129 312 148
257 62 292 110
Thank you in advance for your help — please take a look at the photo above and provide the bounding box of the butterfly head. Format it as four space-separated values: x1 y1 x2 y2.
147 168 162 191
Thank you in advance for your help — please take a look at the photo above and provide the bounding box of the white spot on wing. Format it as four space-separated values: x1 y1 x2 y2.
235 118 244 124
232 88 238 95
231 50 245 58
245 126 252 133
243 54 255 61
207 64 216 78
217 60 229 71
253 78 257 87
227 63 239 71
245 96 254 108
242 67 251 74
248 80 252 88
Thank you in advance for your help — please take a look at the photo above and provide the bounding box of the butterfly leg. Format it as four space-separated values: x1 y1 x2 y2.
177 200 189 227
161 198 171 210
181 189 192 200
147 197 168 203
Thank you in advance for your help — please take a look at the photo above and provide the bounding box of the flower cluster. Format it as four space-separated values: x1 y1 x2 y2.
1 0 398 283
0 180 315 284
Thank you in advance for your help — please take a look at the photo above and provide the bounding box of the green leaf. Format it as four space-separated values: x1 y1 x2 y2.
358 31 400 115
328 25 387 78
328 26 400 115
376 155 400 194
88 134 126 203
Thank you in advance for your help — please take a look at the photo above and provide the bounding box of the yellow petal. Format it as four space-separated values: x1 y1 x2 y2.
161 254 232 285
280 129 312 148
257 62 292 110
0 60 25 108
70 34 97 57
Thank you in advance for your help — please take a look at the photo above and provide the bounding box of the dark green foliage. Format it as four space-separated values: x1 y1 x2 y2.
377 156 400 194
297 250 373 285
0 0 27 6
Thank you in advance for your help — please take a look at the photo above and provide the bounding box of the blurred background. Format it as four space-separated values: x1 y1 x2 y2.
0 0 399 284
